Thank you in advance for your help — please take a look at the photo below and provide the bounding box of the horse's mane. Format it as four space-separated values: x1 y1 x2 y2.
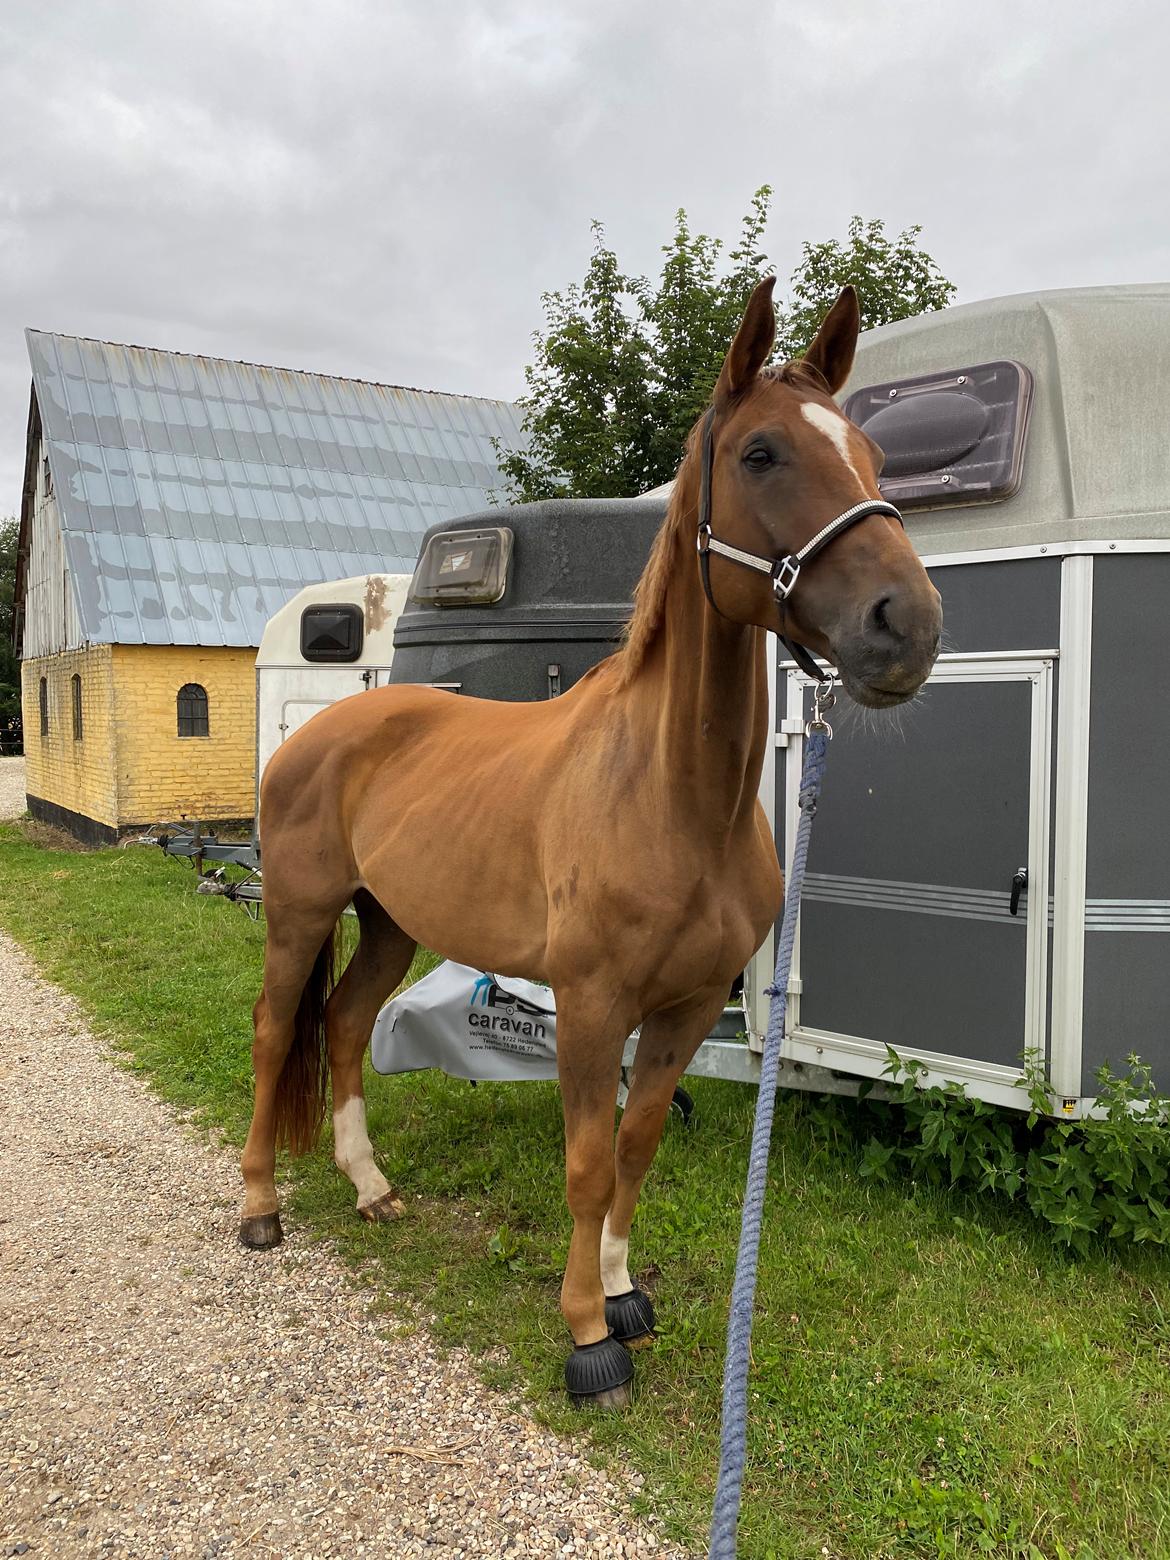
615 360 820 686
616 436 698 687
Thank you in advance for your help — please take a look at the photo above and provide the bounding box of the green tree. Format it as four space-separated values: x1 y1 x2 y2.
493 225 655 503
0 516 22 752
496 196 955 501
640 187 772 484
777 214 956 360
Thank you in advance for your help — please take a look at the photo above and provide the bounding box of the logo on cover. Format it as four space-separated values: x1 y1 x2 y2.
469 973 549 1018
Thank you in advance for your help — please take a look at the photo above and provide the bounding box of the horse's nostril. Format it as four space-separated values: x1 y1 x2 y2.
864 588 941 653
869 595 896 640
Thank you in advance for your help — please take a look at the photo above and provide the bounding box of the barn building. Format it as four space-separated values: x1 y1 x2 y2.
13 331 523 843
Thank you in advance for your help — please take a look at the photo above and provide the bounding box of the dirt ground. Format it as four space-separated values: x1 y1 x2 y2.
0 756 25 820
0 925 689 1559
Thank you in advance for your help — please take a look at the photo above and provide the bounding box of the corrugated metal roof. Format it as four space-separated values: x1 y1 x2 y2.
26 329 526 647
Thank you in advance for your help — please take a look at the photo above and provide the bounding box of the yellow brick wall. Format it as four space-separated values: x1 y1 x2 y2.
110 645 257 825
21 647 119 826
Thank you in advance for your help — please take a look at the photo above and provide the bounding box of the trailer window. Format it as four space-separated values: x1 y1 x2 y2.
178 683 210 737
300 604 364 663
411 526 513 607
843 360 1033 509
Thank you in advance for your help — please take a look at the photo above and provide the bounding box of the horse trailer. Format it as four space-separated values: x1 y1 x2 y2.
390 283 1170 1117
154 573 412 886
254 571 413 798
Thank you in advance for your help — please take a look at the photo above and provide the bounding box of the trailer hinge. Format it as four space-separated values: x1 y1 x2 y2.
787 977 803 995
776 718 805 748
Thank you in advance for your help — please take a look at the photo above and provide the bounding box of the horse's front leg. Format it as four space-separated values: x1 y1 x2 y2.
556 992 638 1409
602 985 730 1348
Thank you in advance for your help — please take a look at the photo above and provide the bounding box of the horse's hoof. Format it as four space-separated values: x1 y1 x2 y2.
565 1335 634 1409
239 1212 283 1250
605 1287 656 1349
358 1191 405 1223
580 1381 633 1410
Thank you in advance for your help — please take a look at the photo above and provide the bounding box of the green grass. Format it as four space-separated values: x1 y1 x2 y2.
2 820 1169 1559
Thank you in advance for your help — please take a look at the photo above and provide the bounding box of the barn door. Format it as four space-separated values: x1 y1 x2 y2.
780 657 1052 1095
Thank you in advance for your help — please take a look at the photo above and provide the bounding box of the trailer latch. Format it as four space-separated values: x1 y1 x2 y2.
1009 867 1028 917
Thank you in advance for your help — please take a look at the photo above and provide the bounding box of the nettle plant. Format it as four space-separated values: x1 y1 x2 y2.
858 1048 1170 1253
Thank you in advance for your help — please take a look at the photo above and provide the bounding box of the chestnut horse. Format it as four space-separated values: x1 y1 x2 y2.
241 279 942 1405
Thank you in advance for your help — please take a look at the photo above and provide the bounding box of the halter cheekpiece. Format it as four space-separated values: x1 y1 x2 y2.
695 404 904 682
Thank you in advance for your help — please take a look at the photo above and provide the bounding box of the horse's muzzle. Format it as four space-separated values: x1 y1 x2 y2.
835 583 942 708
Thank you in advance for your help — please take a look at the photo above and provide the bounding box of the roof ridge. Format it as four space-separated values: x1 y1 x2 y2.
23 326 520 409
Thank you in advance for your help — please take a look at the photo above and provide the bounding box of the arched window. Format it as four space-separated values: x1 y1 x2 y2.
71 674 83 741
177 683 209 738
39 676 48 737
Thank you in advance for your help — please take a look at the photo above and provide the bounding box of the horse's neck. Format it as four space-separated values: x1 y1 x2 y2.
629 523 769 834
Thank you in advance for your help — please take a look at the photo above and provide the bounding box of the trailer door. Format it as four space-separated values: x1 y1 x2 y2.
780 657 1052 1100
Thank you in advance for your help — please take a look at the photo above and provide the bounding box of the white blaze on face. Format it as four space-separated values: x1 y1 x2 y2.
600 1212 633 1297
799 402 867 492
333 1095 393 1208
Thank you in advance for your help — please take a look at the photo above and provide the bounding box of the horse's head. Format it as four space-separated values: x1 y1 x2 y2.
698 277 941 707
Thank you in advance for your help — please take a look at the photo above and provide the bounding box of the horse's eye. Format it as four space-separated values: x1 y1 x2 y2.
743 446 773 471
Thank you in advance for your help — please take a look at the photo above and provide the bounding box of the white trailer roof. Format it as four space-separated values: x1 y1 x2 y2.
845 283 1170 555
256 572 412 667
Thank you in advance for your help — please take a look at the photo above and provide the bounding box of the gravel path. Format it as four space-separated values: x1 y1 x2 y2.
0 931 693 1559
0 758 25 821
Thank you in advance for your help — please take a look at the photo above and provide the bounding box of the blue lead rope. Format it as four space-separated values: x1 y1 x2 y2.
708 722 831 1560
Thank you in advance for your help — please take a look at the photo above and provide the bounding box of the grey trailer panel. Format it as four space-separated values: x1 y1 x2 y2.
1082 937 1170 1088
796 678 1036 1067
807 681 1033 889
1087 557 1170 899
1082 555 1170 1089
799 901 1029 1067
927 558 1062 652
772 558 1059 859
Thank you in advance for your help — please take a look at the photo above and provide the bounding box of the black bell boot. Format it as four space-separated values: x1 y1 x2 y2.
564 1334 634 1408
604 1287 656 1348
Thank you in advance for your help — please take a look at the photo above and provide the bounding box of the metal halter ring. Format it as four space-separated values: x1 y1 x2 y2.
772 557 801 601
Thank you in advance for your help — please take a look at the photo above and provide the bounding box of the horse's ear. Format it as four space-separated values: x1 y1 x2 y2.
714 276 777 407
800 285 861 395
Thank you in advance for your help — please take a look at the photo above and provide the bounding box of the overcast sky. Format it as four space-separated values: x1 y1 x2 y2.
1 0 1166 515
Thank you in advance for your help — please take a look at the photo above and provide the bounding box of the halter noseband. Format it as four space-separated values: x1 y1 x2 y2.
695 404 904 682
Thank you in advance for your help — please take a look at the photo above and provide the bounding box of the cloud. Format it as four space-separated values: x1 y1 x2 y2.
2 0 1167 514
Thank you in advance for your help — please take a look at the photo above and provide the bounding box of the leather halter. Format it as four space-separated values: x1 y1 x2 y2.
695 405 904 681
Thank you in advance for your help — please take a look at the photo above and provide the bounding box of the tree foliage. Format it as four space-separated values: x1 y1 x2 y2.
0 516 21 751
496 193 955 502
778 215 956 361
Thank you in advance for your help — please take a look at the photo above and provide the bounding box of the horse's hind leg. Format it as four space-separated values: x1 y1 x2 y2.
602 985 728 1347
326 889 417 1223
240 906 341 1249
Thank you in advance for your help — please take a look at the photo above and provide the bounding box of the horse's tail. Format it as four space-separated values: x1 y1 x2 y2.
274 924 340 1156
